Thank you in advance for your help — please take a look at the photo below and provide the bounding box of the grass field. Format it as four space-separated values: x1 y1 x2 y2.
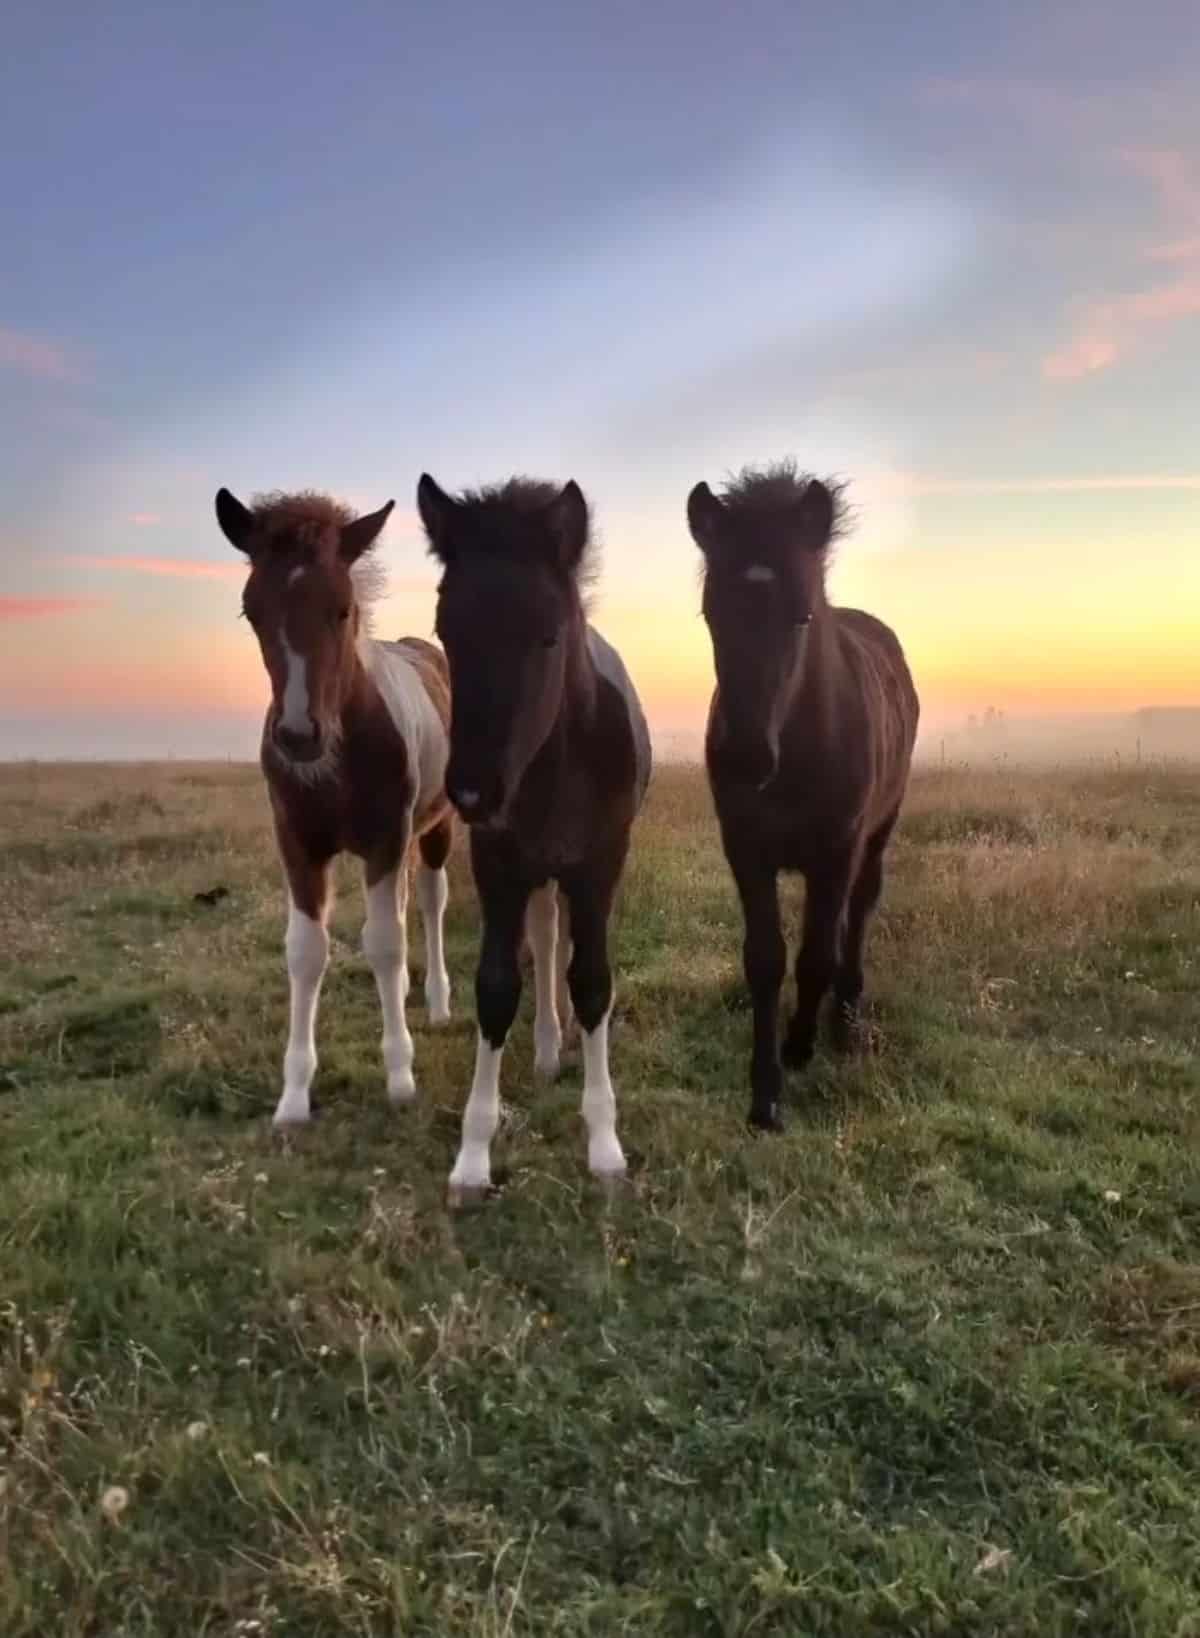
0 759 1198 1636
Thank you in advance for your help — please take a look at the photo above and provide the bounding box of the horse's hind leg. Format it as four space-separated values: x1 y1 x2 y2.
416 817 453 1024
830 816 896 1053
526 882 563 1078
782 858 853 1073
362 847 417 1105
561 857 627 1177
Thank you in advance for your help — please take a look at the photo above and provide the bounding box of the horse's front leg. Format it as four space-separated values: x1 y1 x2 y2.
730 854 786 1132
274 846 332 1128
449 853 531 1198
362 843 417 1105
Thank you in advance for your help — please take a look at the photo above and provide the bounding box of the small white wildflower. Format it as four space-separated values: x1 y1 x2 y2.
100 1485 129 1521
253 1172 268 1184
237 1357 252 1369
252 1451 271 1467
186 1421 209 1442
1103 1189 1121 1204
317 1344 332 1358
373 1167 386 1177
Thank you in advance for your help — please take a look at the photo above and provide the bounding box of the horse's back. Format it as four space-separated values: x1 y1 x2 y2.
362 636 451 815
586 625 652 809
833 607 920 791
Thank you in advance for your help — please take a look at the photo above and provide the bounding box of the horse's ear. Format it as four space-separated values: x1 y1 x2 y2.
544 480 589 570
215 488 255 554
417 474 458 562
686 481 725 553
340 499 395 563
796 479 835 546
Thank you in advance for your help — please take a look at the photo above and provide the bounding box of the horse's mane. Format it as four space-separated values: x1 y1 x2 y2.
438 476 600 598
718 461 851 541
249 490 388 612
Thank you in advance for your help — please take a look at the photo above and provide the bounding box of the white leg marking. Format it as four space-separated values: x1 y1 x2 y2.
274 902 329 1127
416 862 451 1024
526 883 562 1077
449 1034 503 1191
581 1006 626 1177
362 867 416 1104
279 635 311 736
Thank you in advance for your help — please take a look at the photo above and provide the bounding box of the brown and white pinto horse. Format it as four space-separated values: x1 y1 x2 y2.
417 474 651 1196
688 463 919 1133
215 488 454 1126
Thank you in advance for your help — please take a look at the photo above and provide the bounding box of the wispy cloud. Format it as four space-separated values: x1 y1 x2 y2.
71 554 244 582
875 472 1200 498
0 597 104 620
0 326 86 384
129 513 162 527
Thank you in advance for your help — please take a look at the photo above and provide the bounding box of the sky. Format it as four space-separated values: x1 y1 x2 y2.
2 0 1198 758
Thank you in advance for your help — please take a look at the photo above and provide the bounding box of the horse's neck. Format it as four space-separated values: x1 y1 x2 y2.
792 605 841 744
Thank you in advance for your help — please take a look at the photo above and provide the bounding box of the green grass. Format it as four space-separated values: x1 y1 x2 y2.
0 758 1198 1635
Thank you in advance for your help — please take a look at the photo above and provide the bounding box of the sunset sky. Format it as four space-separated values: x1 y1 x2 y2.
2 0 1198 756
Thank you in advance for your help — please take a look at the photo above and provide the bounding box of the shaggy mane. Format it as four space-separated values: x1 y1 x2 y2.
249 489 388 613
434 476 600 595
719 461 851 539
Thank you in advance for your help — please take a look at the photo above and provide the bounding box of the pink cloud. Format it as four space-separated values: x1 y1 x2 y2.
1043 149 1200 383
0 597 104 620
72 554 244 582
0 327 85 384
129 513 162 527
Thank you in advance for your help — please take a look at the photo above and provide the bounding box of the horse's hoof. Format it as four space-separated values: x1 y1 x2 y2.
446 1181 496 1210
747 1104 784 1134
387 1075 417 1107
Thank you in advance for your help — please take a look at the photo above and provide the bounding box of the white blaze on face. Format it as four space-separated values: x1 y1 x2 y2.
279 633 312 736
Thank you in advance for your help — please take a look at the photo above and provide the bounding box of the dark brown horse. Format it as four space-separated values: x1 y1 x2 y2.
215 488 454 1126
687 463 919 1132
416 473 651 1196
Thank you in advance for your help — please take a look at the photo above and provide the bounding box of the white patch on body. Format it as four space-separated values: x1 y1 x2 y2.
361 866 416 1103
279 634 312 735
449 1034 503 1192
415 863 451 1023
744 564 775 583
359 638 448 812
287 565 306 585
581 1006 626 1176
274 902 329 1126
526 883 563 1076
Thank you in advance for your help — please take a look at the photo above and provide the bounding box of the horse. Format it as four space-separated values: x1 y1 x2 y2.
686 462 919 1132
416 473 651 1197
214 487 455 1127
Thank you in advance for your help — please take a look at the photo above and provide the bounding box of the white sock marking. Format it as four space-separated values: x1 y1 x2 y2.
416 862 451 1023
279 634 312 736
449 1034 502 1191
362 866 416 1104
581 1006 626 1176
274 902 328 1126
526 882 562 1076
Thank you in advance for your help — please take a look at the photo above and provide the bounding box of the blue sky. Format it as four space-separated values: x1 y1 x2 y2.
2 0 1198 754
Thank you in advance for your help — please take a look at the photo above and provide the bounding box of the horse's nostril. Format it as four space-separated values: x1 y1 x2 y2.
457 788 480 809
276 722 321 758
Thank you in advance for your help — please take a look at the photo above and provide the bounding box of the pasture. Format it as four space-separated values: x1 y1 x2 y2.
0 758 1198 1636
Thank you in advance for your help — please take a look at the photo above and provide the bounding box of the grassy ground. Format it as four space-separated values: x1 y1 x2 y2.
0 758 1198 1636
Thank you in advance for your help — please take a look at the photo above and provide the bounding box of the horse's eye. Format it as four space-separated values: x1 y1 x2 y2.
337 607 350 624
541 632 559 650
